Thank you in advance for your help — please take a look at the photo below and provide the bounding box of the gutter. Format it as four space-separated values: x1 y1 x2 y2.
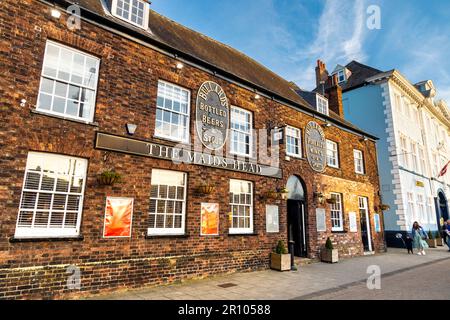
42 0 378 141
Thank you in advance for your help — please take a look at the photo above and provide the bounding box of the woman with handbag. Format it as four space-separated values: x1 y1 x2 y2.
411 221 428 255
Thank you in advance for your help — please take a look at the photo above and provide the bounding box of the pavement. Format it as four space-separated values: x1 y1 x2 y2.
85 247 450 300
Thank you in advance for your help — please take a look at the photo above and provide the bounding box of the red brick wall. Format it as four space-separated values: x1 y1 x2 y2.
0 0 384 299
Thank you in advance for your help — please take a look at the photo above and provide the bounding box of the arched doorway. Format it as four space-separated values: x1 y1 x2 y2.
438 191 449 224
286 175 307 258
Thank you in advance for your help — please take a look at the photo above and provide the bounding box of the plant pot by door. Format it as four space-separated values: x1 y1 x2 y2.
270 252 291 271
321 249 338 263
426 239 437 248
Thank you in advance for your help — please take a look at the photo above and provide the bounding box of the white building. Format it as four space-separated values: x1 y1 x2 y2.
333 61 450 246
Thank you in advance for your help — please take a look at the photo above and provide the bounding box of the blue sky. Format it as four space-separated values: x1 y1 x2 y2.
151 0 450 101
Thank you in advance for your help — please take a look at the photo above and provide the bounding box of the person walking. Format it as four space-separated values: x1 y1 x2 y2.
444 220 450 251
411 221 428 255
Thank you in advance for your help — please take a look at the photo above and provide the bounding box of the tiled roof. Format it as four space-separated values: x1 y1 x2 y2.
339 60 383 92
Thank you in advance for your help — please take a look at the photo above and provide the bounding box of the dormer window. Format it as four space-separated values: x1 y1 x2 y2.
316 95 329 116
337 69 346 83
111 0 149 29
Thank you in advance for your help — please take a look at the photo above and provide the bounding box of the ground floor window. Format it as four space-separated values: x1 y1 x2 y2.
330 192 343 231
229 179 253 234
15 152 87 238
148 169 186 235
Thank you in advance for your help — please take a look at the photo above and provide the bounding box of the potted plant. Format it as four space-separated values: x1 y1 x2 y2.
435 230 444 246
197 183 215 195
426 230 437 248
270 240 291 271
326 197 337 205
263 191 278 200
321 237 338 263
97 170 122 186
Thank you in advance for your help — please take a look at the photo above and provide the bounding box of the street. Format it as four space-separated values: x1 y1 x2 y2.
86 247 450 300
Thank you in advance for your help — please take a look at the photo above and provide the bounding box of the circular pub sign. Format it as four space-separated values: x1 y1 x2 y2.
305 121 326 172
196 81 229 150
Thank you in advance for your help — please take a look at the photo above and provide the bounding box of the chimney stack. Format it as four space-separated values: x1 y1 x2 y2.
325 74 344 118
315 60 329 89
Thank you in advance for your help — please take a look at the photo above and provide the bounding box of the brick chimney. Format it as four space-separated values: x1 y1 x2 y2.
315 60 329 90
325 74 344 118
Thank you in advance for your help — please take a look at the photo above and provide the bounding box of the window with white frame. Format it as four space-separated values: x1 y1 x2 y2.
427 197 434 223
37 41 99 122
432 153 439 177
326 140 339 168
395 94 403 114
285 126 302 157
230 106 253 157
416 194 425 222
111 0 150 28
330 193 343 231
410 141 418 172
353 149 365 174
407 192 416 222
316 95 329 115
15 152 87 238
400 135 409 169
336 69 346 83
155 81 190 143
418 146 426 175
148 169 186 235
229 179 253 234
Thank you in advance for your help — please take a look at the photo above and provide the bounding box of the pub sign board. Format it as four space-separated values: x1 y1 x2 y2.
196 81 229 150
305 121 326 173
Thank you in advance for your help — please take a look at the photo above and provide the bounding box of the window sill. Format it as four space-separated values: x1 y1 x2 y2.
9 235 84 243
227 232 258 236
331 231 347 234
153 134 189 145
286 153 303 159
31 109 99 127
145 234 189 239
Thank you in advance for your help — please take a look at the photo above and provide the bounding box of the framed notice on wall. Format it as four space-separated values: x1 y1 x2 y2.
103 197 134 238
266 205 279 233
349 212 358 232
374 214 381 232
201 203 219 236
316 208 326 232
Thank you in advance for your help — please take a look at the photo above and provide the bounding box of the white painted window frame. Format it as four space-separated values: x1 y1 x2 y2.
326 139 339 168
285 126 302 158
148 169 187 236
229 179 254 234
154 80 191 144
316 95 329 116
15 152 87 239
230 106 253 157
111 0 150 29
37 41 100 123
330 192 344 232
353 149 365 174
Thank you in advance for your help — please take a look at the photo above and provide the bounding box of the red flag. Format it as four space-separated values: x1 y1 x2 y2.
438 160 450 178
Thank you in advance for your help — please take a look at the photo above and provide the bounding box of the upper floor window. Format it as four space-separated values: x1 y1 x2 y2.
15 152 87 239
326 140 339 168
353 149 365 174
399 135 409 168
285 126 302 158
37 41 99 123
316 95 329 116
337 69 346 83
155 81 190 143
410 141 418 172
230 106 253 157
111 0 150 28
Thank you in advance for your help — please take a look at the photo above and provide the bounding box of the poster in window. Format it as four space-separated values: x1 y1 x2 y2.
103 197 134 238
374 214 381 232
201 203 219 236
316 208 326 232
266 205 279 233
349 212 358 232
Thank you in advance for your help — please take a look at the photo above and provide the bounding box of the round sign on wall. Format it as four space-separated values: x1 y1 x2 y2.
196 81 229 150
305 121 327 172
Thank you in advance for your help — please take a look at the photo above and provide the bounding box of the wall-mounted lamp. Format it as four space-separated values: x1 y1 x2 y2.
322 122 332 128
360 136 369 142
51 9 61 19
176 62 184 70
126 123 137 135
254 94 261 100
20 99 27 107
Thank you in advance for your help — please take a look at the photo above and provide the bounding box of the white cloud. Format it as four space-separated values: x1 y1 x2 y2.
289 0 369 89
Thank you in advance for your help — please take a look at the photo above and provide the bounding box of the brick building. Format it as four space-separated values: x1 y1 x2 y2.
0 0 385 299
